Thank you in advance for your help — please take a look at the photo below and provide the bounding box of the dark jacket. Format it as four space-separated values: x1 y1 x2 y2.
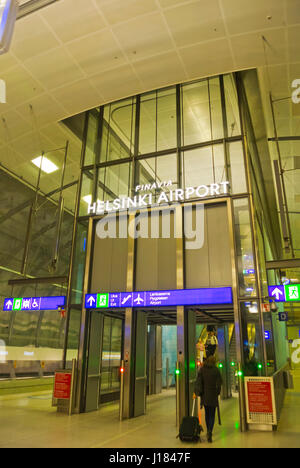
195 363 222 408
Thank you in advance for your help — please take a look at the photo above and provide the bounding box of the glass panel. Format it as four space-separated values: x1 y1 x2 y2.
65 307 81 363
233 198 257 297
256 218 268 297
263 312 276 376
101 317 111 393
181 78 224 146
208 77 223 141
98 162 132 202
229 140 247 194
70 220 88 304
240 301 263 376
110 318 122 391
162 325 177 388
37 310 63 349
223 74 241 137
139 92 156 155
157 87 177 152
100 317 122 396
139 87 177 155
181 80 210 146
79 171 95 217
135 153 178 201
9 311 40 347
100 97 136 163
84 110 99 166
280 140 300 253
182 144 226 192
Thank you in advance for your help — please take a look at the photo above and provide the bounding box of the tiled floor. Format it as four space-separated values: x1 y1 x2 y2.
0 371 299 448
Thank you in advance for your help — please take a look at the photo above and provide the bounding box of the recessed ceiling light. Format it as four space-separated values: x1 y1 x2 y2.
32 156 58 174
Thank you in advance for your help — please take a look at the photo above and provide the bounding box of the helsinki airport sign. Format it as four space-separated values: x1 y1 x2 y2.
85 287 233 309
87 181 230 216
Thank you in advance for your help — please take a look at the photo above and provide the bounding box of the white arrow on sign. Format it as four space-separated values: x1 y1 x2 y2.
87 296 96 306
5 300 12 309
272 287 284 301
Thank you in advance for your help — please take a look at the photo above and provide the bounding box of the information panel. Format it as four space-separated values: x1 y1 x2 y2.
85 287 233 309
2 296 66 311
245 377 277 426
53 371 72 400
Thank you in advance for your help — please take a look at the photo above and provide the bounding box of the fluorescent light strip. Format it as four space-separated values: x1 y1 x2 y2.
32 156 58 174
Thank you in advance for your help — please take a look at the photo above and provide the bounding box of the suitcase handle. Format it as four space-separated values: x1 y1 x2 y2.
192 398 197 417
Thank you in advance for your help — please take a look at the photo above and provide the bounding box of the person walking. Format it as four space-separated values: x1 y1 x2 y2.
204 326 218 358
193 355 222 443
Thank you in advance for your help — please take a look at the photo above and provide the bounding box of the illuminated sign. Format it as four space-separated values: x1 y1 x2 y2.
269 284 300 302
3 296 66 311
85 287 233 309
0 0 18 55
87 181 230 216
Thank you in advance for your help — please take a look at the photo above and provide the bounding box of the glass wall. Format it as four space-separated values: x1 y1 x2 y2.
66 73 250 370
0 168 77 379
100 317 122 400
66 71 283 384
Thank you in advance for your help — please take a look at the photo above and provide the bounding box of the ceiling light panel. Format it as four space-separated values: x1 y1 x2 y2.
31 155 58 174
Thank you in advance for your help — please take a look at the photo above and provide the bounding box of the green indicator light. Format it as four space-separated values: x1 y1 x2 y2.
97 293 109 308
190 361 196 370
231 361 235 367
218 363 223 369
175 369 180 375
285 284 300 302
13 298 22 311
257 363 263 369
237 371 243 377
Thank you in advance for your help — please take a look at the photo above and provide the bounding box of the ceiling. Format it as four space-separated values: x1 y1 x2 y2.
0 0 299 215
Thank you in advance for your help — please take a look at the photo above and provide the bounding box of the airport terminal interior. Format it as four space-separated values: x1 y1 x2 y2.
0 0 300 450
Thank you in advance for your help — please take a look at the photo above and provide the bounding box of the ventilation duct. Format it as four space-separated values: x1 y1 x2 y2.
17 0 59 19
0 0 18 55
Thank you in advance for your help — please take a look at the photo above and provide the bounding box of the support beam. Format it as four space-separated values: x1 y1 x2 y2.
266 259 300 270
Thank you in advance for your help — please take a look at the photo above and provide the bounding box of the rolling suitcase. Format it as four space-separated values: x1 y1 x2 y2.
177 399 203 442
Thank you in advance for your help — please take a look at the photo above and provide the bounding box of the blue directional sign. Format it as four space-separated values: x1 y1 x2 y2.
3 296 66 312
269 285 285 302
278 312 288 322
85 294 97 309
85 287 233 309
269 284 300 302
